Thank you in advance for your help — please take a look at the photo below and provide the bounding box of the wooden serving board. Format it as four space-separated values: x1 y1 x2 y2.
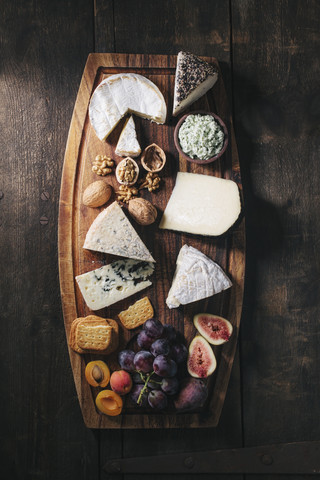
58 53 245 429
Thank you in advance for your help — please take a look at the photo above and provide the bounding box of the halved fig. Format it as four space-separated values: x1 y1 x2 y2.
187 336 216 378
194 313 233 345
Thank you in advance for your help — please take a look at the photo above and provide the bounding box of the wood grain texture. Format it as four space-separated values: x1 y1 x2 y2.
231 0 320 450
0 0 99 478
58 53 245 428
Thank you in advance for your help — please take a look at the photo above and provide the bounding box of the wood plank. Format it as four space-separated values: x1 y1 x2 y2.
231 0 320 455
59 52 245 430
0 0 98 478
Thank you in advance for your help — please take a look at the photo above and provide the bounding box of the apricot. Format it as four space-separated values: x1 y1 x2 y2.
95 390 123 416
110 370 132 395
85 361 110 387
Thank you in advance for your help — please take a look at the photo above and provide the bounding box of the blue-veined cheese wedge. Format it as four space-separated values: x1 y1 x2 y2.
84 201 155 263
76 259 154 310
89 73 167 141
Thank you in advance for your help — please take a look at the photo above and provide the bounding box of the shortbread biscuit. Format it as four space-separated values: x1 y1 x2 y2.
118 297 154 329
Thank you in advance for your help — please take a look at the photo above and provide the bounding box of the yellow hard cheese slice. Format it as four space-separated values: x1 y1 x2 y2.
159 172 241 236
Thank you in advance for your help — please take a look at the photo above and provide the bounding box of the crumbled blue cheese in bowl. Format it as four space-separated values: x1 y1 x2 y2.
178 114 225 160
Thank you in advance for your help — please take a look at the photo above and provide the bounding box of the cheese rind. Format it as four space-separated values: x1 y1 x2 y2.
76 259 154 310
159 172 241 236
115 116 141 157
89 73 167 141
166 245 232 309
173 51 218 116
84 201 155 262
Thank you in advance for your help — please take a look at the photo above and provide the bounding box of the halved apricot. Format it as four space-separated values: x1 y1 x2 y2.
85 360 110 387
95 390 123 416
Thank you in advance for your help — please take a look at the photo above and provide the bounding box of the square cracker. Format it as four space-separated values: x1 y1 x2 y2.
75 323 113 351
69 316 119 354
118 297 154 329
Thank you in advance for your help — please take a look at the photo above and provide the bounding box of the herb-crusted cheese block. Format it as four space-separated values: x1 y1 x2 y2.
76 259 155 310
173 51 218 117
166 245 232 309
115 116 141 157
89 73 167 141
159 172 241 236
84 201 155 262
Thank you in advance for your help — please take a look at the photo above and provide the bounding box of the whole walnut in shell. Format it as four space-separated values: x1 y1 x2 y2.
82 181 112 208
128 198 157 225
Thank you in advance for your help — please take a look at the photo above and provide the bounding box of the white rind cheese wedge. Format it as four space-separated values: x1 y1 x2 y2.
173 51 218 117
159 172 241 236
115 116 141 157
166 245 232 309
89 73 167 141
76 259 154 310
84 201 155 263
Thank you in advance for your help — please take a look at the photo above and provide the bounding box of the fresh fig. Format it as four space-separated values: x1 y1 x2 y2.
187 336 216 378
194 313 233 345
174 378 208 412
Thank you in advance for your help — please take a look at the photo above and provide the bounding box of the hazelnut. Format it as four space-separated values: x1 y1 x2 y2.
128 198 157 225
82 181 113 208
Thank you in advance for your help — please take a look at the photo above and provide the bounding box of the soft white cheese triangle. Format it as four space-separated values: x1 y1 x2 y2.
89 73 167 141
166 245 232 309
83 201 155 263
76 259 154 310
115 116 141 157
173 51 218 117
159 172 241 236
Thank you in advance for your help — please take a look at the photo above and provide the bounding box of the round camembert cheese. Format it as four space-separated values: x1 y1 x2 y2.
89 73 167 141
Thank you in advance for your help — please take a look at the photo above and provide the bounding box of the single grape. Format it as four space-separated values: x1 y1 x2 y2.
134 350 154 373
161 324 177 342
143 318 164 339
153 355 178 378
147 374 162 390
118 349 135 372
137 330 154 349
150 338 170 357
130 384 149 407
132 371 145 384
171 343 188 364
148 390 168 410
161 377 179 395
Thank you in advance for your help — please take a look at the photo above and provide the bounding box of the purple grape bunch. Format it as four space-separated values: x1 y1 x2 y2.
118 321 187 411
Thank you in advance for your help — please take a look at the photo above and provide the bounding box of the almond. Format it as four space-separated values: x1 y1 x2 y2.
82 181 112 208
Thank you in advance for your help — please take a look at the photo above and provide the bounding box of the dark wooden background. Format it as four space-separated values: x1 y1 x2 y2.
1 0 319 478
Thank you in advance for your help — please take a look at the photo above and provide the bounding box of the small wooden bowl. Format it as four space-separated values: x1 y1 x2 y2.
174 110 228 164
141 143 166 172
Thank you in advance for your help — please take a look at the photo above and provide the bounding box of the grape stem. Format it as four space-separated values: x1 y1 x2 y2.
137 371 154 406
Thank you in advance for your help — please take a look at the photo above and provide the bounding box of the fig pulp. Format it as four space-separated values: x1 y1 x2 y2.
187 336 216 378
174 378 208 412
194 313 233 345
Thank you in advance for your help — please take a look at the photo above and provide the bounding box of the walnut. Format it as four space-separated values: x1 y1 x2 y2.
139 172 161 192
82 181 113 208
116 185 139 203
128 198 157 225
141 143 166 173
115 157 139 185
92 155 114 176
